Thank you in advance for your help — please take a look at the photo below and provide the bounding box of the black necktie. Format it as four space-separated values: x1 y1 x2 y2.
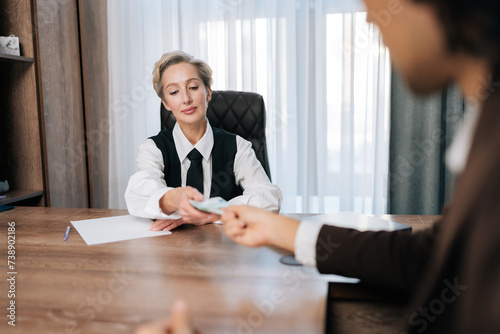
186 148 204 194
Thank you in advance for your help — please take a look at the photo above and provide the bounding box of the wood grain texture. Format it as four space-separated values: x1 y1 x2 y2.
0 207 329 334
0 54 34 62
32 0 51 206
379 214 439 232
0 189 43 205
78 0 109 208
37 0 89 207
0 0 46 205
0 0 34 57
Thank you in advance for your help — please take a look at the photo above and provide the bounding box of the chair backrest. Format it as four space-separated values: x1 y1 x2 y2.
161 90 271 179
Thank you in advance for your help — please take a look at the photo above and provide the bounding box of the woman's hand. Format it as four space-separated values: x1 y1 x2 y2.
221 205 300 252
149 215 218 232
135 300 198 334
155 187 219 231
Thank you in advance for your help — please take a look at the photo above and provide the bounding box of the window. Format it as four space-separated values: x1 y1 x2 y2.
108 0 391 214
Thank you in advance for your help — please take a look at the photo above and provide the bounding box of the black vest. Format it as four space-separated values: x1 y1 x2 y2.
150 127 244 201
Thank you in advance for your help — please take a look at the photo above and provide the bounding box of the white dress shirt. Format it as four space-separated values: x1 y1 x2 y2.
445 100 480 175
125 122 282 219
294 101 481 267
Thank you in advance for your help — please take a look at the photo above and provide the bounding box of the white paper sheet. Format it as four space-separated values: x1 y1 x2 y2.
71 215 171 245
300 211 411 231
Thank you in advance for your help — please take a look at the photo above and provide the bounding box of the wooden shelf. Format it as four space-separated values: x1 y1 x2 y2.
0 0 48 207
0 190 43 205
0 53 34 63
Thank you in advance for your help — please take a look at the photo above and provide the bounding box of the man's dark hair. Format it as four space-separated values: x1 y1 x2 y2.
416 0 500 77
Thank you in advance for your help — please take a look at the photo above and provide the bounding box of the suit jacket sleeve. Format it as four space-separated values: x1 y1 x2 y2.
315 220 440 292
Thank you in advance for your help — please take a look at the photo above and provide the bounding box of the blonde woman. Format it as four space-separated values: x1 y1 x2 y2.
125 51 282 231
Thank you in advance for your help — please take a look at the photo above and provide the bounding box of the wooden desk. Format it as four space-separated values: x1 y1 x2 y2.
0 207 330 334
0 207 437 334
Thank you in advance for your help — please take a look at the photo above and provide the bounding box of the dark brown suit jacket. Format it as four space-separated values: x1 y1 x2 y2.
316 91 500 333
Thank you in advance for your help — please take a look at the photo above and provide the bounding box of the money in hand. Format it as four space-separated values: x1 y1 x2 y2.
189 197 228 215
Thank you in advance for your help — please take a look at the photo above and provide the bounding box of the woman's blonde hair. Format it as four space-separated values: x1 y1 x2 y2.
152 50 213 100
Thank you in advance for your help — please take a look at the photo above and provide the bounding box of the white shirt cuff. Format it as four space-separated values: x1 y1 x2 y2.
145 188 181 220
294 220 324 267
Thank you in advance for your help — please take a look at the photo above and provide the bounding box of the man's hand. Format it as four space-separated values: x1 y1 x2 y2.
135 300 198 334
221 205 300 251
155 187 220 231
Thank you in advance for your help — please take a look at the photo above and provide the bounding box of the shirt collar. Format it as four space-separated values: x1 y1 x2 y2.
172 120 213 162
445 99 481 175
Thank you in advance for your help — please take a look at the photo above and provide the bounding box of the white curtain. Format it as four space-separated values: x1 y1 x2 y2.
108 0 391 214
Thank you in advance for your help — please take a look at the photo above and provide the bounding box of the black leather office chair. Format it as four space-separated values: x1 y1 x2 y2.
161 90 272 180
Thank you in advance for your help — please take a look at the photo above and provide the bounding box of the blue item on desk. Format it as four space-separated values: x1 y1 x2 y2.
280 254 303 266
0 205 14 213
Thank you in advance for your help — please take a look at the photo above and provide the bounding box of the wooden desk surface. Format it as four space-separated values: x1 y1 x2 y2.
0 207 438 334
0 207 330 334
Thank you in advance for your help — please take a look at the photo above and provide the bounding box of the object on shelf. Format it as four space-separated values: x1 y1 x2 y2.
0 35 20 56
0 180 9 194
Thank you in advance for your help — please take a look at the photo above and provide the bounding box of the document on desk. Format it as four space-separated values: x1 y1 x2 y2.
71 215 171 245
301 211 411 231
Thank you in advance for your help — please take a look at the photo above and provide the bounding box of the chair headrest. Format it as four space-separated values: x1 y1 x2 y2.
160 90 271 179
